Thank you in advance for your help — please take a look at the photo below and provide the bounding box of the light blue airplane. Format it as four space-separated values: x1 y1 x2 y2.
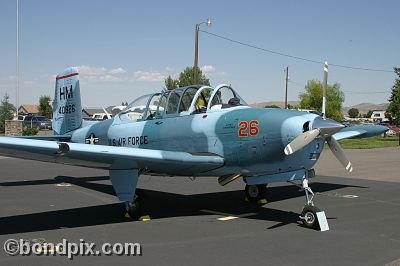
0 65 387 229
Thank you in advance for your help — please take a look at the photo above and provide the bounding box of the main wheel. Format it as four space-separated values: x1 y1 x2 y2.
245 184 267 204
301 205 320 229
125 197 141 220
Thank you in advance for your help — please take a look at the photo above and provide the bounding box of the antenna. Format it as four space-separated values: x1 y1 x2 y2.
322 62 328 119
284 66 289 109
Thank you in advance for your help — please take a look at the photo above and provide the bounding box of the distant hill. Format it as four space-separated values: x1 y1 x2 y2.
251 101 300 109
342 103 389 115
250 101 389 115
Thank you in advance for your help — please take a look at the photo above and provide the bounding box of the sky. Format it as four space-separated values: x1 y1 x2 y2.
0 0 399 108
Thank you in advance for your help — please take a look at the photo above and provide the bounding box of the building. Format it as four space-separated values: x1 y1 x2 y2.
18 104 39 115
370 110 388 123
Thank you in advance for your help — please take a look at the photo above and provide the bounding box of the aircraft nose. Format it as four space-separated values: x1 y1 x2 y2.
312 116 344 136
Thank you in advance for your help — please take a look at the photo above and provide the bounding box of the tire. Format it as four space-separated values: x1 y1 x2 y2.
301 206 321 229
125 198 141 220
245 184 267 203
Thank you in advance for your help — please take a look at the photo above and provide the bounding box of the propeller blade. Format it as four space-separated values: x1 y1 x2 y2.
326 136 353 172
284 129 320 155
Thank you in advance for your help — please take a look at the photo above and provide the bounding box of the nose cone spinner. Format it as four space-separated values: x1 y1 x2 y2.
312 116 345 137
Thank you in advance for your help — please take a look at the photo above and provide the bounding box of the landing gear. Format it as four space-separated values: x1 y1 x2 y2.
245 184 267 204
298 178 323 229
124 195 141 219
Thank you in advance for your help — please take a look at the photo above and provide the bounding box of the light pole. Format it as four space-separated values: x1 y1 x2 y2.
16 0 20 118
194 19 211 84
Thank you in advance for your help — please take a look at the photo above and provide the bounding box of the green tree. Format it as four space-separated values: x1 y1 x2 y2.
366 110 373 118
164 67 210 90
348 108 359 118
164 76 179 90
38 95 52 119
0 94 16 133
386 67 400 125
299 80 345 121
264 105 280 108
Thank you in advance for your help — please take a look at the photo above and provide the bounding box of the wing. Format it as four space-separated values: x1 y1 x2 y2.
0 137 224 175
333 124 388 141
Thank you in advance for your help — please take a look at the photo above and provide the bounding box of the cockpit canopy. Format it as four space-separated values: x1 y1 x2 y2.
118 84 248 122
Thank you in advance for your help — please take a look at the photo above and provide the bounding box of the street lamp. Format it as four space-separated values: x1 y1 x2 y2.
194 19 211 84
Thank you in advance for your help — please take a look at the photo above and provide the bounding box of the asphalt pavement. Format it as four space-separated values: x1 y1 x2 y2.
0 147 399 265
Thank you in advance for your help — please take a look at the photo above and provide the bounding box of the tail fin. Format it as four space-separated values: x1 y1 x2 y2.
52 67 83 135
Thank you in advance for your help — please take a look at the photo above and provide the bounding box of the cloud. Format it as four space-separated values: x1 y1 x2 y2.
109 67 127 74
99 75 121 82
201 65 216 76
76 65 127 82
134 71 165 82
78 65 108 76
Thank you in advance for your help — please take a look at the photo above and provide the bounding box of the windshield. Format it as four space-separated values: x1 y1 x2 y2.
36 116 48 121
209 85 248 110
118 93 161 122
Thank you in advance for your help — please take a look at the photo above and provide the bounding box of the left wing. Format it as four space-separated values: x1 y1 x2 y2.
0 137 224 175
333 124 388 141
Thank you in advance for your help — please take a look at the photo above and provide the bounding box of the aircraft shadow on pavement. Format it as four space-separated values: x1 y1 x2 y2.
0 175 368 235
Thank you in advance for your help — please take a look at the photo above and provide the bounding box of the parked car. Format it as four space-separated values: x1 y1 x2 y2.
23 116 52 130
92 113 112 121
379 123 400 136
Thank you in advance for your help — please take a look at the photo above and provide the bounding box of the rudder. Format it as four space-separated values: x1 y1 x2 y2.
52 67 83 135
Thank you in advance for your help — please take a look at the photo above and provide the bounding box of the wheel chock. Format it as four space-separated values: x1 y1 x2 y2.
257 198 268 205
316 211 329 231
139 215 151 222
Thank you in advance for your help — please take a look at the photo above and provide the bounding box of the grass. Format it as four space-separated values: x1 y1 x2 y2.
338 136 400 149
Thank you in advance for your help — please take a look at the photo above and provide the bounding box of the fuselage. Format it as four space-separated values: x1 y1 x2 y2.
70 106 324 178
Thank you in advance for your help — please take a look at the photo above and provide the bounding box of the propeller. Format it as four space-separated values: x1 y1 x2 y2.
283 119 352 172
283 62 353 172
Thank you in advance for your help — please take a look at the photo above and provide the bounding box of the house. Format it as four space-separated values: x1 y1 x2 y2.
370 110 388 123
18 104 39 115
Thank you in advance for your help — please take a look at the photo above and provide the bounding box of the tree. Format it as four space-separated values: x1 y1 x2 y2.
0 94 16 133
38 95 52 119
299 80 345 121
264 105 280 108
348 108 359 118
164 76 179 90
164 67 210 90
386 67 400 125
366 110 373 118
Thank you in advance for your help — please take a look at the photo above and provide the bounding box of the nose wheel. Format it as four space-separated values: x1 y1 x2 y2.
300 205 321 229
245 184 268 204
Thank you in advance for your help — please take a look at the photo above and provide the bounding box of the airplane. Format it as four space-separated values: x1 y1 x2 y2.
0 64 388 230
